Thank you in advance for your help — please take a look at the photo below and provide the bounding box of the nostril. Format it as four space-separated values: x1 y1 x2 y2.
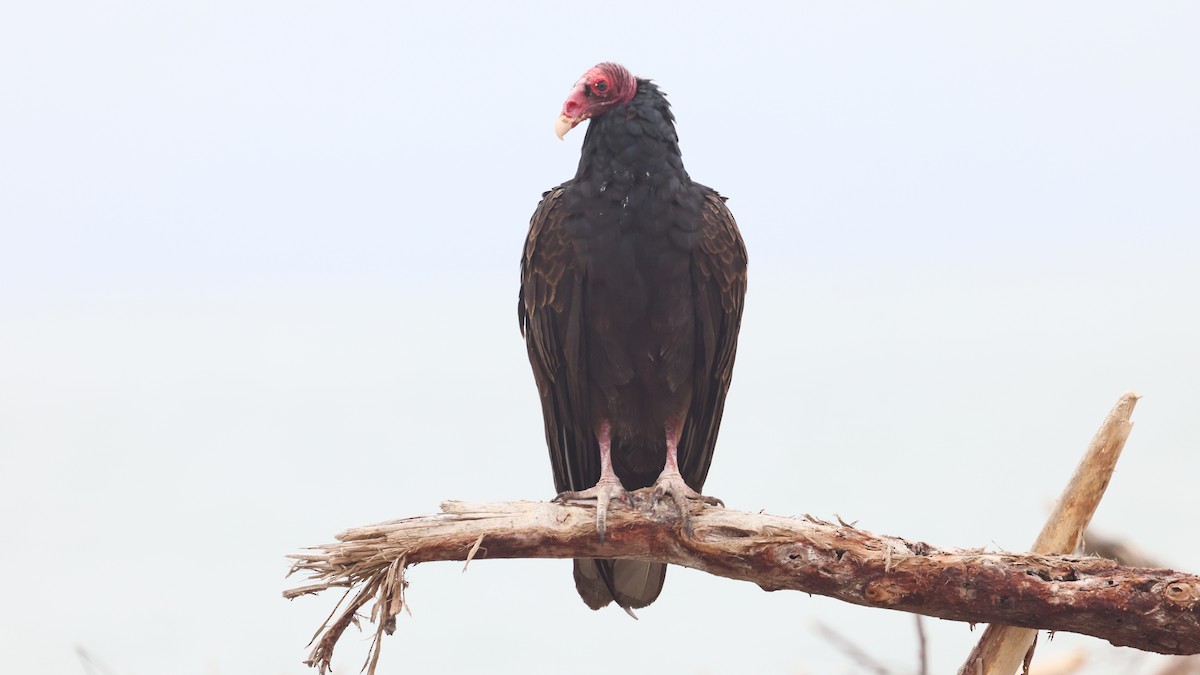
563 101 581 117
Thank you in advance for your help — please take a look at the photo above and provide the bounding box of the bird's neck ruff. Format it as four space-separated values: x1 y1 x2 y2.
574 80 686 185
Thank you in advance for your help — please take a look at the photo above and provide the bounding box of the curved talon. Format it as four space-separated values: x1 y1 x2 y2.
556 478 629 542
650 471 722 538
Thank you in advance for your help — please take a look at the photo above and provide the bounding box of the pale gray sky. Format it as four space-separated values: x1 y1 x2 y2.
2 2 1198 674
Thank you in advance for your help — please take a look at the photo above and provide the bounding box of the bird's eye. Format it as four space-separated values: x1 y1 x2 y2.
595 80 608 93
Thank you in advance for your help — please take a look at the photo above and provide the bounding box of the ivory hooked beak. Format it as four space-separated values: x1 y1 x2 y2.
556 114 583 140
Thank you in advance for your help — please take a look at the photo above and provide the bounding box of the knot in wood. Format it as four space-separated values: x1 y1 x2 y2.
1161 579 1200 609
863 578 907 605
1047 565 1080 582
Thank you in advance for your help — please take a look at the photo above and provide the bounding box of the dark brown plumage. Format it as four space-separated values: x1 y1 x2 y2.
519 63 747 613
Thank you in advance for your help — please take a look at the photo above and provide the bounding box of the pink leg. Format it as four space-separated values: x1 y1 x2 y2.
651 415 723 536
554 419 629 541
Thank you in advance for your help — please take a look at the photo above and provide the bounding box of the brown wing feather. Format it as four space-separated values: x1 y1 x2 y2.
521 185 643 610
678 191 748 490
519 184 598 494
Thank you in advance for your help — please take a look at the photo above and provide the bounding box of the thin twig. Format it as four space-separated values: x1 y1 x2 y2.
915 615 928 675
814 621 892 675
75 647 118 675
463 534 485 572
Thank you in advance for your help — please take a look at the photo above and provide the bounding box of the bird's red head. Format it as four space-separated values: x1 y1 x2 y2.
555 62 638 140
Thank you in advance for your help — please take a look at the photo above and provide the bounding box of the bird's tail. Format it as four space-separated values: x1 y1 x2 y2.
573 559 666 617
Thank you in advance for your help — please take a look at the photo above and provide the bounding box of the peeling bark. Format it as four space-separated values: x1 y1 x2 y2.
286 497 1200 673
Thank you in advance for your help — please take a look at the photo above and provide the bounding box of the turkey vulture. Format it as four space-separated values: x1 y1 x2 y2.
518 63 747 613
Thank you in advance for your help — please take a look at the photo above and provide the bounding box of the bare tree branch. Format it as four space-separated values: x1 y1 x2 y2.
1084 528 1164 568
960 391 1139 675
915 615 929 675
285 495 1200 674
814 620 893 674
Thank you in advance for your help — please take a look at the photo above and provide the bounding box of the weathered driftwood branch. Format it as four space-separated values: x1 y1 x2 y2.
286 495 1200 673
961 391 1140 675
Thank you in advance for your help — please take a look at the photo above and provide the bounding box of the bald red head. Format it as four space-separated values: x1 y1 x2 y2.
555 62 639 140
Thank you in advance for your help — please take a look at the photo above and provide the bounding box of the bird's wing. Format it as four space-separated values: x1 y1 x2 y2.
679 191 748 490
521 185 665 613
519 184 597 494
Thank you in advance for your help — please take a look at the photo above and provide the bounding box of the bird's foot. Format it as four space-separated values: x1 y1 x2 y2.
651 470 723 537
555 477 630 542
